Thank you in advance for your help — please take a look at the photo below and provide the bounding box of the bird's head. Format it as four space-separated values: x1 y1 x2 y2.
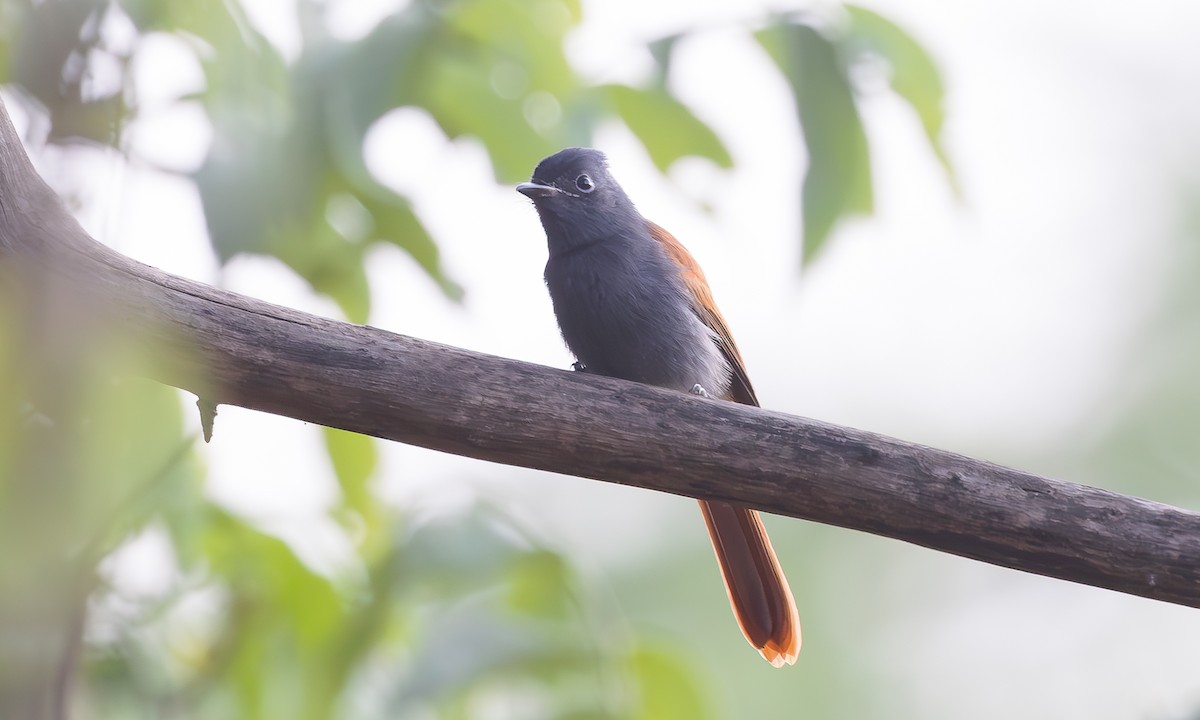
517 148 641 254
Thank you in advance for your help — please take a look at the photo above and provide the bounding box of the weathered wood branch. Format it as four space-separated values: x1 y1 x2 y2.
2 98 1198 609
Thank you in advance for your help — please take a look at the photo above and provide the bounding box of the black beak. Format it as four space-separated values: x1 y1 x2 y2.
516 181 560 199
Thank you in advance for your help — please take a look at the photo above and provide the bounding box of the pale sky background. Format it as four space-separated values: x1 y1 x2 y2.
13 0 1200 717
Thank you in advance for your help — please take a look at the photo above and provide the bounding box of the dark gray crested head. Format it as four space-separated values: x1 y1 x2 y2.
516 148 644 256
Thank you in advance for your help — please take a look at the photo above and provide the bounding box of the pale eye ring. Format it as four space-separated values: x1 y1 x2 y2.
575 174 594 193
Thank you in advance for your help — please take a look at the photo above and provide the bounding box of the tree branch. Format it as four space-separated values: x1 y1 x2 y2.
2 98 1198 609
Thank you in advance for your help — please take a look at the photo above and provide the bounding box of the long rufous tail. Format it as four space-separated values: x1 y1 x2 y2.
698 500 800 666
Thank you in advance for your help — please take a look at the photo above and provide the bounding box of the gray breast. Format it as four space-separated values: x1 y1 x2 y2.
544 239 730 395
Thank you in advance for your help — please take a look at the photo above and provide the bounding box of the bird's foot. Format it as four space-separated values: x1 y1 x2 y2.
572 361 588 373
690 384 712 399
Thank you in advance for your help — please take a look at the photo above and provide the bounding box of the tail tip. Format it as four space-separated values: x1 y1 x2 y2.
759 638 800 668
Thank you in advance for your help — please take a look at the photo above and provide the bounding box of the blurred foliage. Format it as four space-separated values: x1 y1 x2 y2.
87 499 686 719
1 319 706 718
1082 194 1200 506
0 0 952 717
758 6 953 263
0 0 952 291
758 21 873 265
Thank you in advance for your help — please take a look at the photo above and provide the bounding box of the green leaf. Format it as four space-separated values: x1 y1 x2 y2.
398 511 527 595
845 4 956 188
449 0 580 97
322 426 389 555
202 511 344 651
392 598 581 711
421 52 560 182
381 508 614 715
629 643 712 720
190 20 301 265
351 180 465 302
78 378 200 560
408 0 586 181
604 84 733 172
307 16 430 143
123 0 254 41
647 33 684 89
758 21 873 265
506 550 572 619
323 426 376 515
188 3 466 318
294 223 372 323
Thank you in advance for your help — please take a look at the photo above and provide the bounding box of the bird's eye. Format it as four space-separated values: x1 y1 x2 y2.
575 174 594 193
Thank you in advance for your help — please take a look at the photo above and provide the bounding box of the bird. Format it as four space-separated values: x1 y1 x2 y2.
516 147 800 667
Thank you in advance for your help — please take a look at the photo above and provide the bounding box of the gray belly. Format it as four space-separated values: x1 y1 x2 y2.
544 246 729 395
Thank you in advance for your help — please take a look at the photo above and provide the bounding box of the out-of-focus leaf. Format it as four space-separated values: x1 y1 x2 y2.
370 506 645 715
79 377 199 560
507 550 572 619
323 426 390 557
604 84 732 173
1084 201 1200 503
0 3 16 82
647 34 684 89
290 219 372 323
449 0 580 96
203 511 343 650
82 378 187 501
188 6 467 318
317 16 430 140
122 0 252 40
190 11 295 263
845 4 956 188
195 109 371 322
306 40 465 303
324 427 376 517
629 643 712 720
758 21 873 264
352 180 465 301
198 509 350 717
3 3 750 714
422 53 559 182
4 0 129 145
392 598 580 710
409 0 585 181
398 511 529 596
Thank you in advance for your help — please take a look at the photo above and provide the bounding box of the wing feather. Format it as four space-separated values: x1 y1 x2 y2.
647 222 759 406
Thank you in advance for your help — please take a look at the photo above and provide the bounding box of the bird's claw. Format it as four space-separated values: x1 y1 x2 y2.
690 384 711 399
572 361 588 373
